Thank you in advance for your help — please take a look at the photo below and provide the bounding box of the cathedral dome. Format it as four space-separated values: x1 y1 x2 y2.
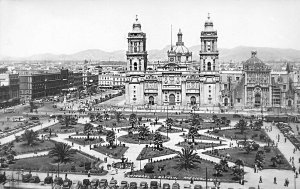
173 45 190 54
204 13 214 31
243 51 269 71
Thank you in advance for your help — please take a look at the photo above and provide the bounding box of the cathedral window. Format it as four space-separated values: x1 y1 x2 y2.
207 62 211 71
134 63 138 71
139 60 142 71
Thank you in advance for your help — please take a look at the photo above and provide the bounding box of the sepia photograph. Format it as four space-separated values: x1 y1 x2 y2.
0 0 300 188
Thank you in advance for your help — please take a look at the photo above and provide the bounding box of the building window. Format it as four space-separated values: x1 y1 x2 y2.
134 63 137 71
237 98 241 103
283 85 286 90
209 90 211 93
134 86 136 89
139 62 141 71
236 77 240 81
207 62 211 71
224 84 228 89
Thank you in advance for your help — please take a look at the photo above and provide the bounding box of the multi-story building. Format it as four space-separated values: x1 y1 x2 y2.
125 15 299 110
98 72 126 89
0 73 20 107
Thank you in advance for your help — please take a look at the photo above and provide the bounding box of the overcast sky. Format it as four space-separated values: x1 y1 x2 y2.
0 0 299 57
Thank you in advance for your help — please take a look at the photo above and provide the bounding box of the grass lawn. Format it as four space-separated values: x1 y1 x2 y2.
95 119 147 128
12 140 56 154
118 133 169 144
93 145 129 159
156 126 183 133
180 134 220 141
174 121 227 130
205 147 292 170
211 128 271 143
137 147 177 160
176 141 225 150
42 123 85 134
65 137 104 146
9 152 107 175
130 158 236 182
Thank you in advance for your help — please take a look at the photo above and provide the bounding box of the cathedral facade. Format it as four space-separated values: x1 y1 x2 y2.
125 15 297 110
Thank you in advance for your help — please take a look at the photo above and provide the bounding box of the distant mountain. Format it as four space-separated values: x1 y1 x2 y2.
2 46 300 62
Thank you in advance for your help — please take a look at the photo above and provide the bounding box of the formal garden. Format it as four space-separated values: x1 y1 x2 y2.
136 146 177 160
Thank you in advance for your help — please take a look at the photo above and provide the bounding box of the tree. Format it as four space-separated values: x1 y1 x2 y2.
48 143 76 163
235 159 244 169
89 114 95 122
114 111 123 123
214 163 223 177
212 114 218 123
138 125 150 140
191 114 201 126
235 119 247 134
166 118 174 130
253 120 263 131
271 156 277 167
144 163 154 173
106 130 116 147
129 113 137 128
244 143 254 154
175 147 201 170
63 116 71 127
232 166 244 181
21 129 38 146
188 126 198 143
104 113 110 120
84 123 94 140
153 131 163 150
220 158 229 172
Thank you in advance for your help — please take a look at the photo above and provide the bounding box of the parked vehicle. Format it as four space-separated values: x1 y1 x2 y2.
62 179 72 189
194 185 203 189
140 181 148 189
120 181 128 189
44 176 53 184
83 179 90 187
163 183 170 189
12 116 26 122
29 176 40 183
129 182 137 189
22 173 32 183
150 181 158 189
91 178 99 188
99 179 108 189
54 177 63 186
183 184 191 189
109 179 118 189
172 183 180 189
29 116 39 120
4 108 15 113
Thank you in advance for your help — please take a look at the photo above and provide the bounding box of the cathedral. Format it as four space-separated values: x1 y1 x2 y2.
125 15 297 110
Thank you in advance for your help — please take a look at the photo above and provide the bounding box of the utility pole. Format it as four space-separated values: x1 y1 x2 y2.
206 167 208 189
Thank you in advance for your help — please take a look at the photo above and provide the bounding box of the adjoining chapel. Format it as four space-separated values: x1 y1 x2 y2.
125 15 298 110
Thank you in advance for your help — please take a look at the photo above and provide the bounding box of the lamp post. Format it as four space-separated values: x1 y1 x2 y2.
158 167 163 187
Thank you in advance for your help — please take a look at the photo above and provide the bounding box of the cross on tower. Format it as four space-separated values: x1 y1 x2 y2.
136 14 138 21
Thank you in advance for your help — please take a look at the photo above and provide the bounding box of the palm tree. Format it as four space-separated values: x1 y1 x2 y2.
138 125 150 140
235 119 247 134
106 130 116 147
212 114 218 123
214 163 223 176
235 159 244 169
165 118 174 130
175 147 201 170
48 143 76 163
220 158 229 172
153 131 163 150
114 111 123 123
89 114 95 122
84 123 94 140
188 126 198 143
21 129 38 146
129 113 137 128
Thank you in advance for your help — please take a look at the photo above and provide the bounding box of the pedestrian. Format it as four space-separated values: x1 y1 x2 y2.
190 177 194 184
259 176 262 183
285 137 287 143
273 177 277 184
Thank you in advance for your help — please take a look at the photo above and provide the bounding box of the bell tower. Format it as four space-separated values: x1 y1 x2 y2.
199 13 220 106
126 15 148 72
125 15 147 106
199 13 219 72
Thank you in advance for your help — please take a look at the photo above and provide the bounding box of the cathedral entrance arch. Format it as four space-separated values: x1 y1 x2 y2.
169 94 175 105
207 62 212 71
149 96 154 105
224 98 228 106
254 93 261 107
191 96 196 105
